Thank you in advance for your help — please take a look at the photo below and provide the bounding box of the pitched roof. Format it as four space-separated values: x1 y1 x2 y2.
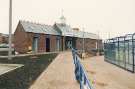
55 23 74 36
20 21 61 35
19 20 100 39
55 23 100 39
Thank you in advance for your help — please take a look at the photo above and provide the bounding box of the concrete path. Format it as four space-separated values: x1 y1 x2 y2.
82 56 135 89
29 52 79 89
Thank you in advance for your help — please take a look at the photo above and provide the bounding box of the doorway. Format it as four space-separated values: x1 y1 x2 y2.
46 38 50 52
57 39 60 51
32 37 38 52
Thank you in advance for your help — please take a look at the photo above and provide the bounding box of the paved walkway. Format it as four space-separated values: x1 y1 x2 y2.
82 56 135 89
29 52 79 89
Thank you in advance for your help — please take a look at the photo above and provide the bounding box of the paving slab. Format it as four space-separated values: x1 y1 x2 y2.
0 64 23 75
81 56 135 89
29 51 79 89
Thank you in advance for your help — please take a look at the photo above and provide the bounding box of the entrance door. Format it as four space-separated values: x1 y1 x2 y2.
32 37 38 52
72 37 76 49
57 39 60 51
46 38 50 52
66 40 72 49
65 37 73 49
69 41 72 49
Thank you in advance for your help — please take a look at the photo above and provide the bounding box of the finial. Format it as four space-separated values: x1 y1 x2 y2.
61 9 64 16
60 9 66 24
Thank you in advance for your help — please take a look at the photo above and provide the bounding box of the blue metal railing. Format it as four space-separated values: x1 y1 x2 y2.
72 48 94 89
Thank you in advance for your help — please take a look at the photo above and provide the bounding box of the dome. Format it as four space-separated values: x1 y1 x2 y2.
60 15 66 24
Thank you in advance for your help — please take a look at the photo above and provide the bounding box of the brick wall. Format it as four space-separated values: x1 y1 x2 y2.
14 22 29 53
15 26 62 54
50 35 56 52
0 35 2 44
0 34 9 44
2 36 9 44
76 38 103 56
47 35 63 52
38 34 46 52
27 33 34 51
85 38 97 51
28 34 61 53
76 38 102 50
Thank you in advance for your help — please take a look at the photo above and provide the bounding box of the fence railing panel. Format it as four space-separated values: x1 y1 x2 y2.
104 34 135 73
72 48 94 89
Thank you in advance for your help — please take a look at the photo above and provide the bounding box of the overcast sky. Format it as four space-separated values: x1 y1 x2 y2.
0 0 135 39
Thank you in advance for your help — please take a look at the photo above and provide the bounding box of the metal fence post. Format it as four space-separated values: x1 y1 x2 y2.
132 34 135 72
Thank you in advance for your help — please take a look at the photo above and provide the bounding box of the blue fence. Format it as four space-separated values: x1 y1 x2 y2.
72 48 94 89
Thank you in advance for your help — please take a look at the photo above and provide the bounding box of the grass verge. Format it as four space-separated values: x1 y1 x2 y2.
0 53 58 89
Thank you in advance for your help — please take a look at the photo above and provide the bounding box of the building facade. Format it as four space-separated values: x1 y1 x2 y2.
0 33 2 44
0 33 9 44
14 19 102 54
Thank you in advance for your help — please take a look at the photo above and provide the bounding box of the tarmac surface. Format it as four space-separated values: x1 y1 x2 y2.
29 51 79 89
82 56 135 89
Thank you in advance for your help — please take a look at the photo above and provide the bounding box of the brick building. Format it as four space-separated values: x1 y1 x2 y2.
0 33 9 44
0 33 2 44
14 16 102 54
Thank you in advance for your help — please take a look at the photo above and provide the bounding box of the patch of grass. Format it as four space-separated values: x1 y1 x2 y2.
0 53 58 89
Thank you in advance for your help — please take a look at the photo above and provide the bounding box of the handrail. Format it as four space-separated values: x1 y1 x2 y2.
72 48 94 89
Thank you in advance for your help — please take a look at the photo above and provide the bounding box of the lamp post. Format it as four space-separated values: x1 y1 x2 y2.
82 27 85 59
97 30 100 55
83 28 85 53
8 0 12 59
